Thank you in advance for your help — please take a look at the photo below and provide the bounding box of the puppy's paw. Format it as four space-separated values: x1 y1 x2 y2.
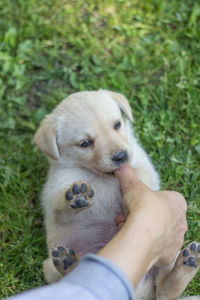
182 242 200 268
65 181 94 209
156 242 200 299
52 246 79 275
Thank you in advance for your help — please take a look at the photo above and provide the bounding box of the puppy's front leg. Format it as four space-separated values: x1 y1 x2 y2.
65 181 95 210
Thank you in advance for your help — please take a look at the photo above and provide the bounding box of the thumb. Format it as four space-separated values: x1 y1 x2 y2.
115 164 145 193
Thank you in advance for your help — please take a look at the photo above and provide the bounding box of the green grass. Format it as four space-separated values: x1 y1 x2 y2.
0 0 199 298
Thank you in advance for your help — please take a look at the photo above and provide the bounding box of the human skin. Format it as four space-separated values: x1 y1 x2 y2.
98 164 188 287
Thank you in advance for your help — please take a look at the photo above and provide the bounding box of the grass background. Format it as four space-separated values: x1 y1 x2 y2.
0 0 199 298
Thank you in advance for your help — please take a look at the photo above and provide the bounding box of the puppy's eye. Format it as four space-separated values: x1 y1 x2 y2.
114 121 121 130
80 139 93 147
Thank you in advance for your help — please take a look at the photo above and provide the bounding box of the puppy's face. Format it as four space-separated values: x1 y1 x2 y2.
34 90 133 175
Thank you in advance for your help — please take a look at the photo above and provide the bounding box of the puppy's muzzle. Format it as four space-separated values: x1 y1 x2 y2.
111 150 129 166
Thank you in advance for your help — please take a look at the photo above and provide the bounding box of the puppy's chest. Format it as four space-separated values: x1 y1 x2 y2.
91 178 123 220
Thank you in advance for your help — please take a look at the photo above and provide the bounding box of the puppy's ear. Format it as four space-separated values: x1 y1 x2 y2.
34 116 59 160
103 90 133 122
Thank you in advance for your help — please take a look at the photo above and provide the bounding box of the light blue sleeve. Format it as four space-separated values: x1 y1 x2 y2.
8 254 134 300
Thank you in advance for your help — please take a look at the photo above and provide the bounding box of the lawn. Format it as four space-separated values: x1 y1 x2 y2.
0 0 199 298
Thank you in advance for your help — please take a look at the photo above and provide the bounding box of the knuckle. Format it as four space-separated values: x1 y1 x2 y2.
175 192 187 211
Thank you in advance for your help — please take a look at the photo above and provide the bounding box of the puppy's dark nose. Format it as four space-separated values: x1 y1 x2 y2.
112 150 129 165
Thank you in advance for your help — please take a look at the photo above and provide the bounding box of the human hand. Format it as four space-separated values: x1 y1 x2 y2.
115 164 188 266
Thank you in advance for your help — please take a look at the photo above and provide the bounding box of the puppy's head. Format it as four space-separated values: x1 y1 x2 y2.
34 90 133 175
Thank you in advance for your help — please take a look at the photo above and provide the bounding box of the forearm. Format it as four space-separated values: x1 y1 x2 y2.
8 255 134 300
98 215 157 287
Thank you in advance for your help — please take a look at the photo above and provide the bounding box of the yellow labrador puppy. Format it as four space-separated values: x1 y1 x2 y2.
35 90 200 300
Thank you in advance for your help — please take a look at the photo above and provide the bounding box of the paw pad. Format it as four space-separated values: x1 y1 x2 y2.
52 246 78 275
182 242 200 269
66 181 94 209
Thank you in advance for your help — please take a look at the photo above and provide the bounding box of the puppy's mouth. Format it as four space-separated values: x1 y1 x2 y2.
84 152 131 177
95 168 115 176
94 159 130 176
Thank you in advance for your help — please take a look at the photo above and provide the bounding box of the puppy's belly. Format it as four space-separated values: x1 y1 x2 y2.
61 222 118 257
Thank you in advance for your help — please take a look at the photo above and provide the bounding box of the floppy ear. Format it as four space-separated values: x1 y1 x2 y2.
103 90 133 122
34 116 59 160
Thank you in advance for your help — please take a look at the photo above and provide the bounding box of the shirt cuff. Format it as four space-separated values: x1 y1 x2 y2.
61 253 134 300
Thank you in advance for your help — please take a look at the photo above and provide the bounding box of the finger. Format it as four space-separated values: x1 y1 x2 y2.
114 164 146 193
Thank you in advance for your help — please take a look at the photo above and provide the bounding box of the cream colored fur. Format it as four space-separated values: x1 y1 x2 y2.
35 90 199 300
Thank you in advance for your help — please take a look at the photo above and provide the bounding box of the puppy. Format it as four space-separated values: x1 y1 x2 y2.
34 90 200 299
